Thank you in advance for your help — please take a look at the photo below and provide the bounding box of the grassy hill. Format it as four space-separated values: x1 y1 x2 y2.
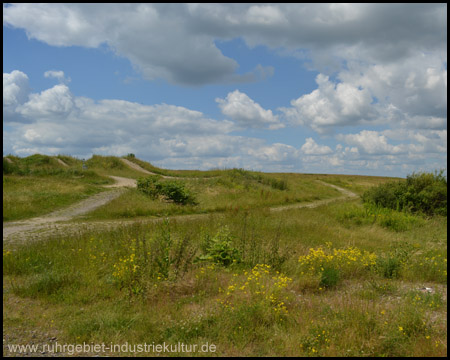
3 154 447 357
3 154 398 222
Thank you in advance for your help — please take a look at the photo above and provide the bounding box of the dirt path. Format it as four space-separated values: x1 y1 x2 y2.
3 176 136 244
120 158 176 178
120 158 204 180
3 180 358 246
103 175 137 188
55 158 69 167
270 180 358 212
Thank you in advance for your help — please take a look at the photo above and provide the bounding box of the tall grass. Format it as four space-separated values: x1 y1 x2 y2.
2 158 446 356
3 204 447 356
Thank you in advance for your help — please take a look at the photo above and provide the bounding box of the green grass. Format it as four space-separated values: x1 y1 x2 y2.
123 155 223 178
3 155 446 356
3 174 111 221
84 173 343 220
3 204 447 356
86 155 150 178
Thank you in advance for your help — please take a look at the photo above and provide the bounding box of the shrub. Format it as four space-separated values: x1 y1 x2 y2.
320 266 340 288
362 170 447 216
159 180 197 205
137 175 161 198
137 176 197 205
196 226 241 266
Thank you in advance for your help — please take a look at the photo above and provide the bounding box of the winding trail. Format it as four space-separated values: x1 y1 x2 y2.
3 178 358 246
120 158 174 178
270 180 357 212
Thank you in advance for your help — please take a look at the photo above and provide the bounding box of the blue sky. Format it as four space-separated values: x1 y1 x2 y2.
3 3 447 177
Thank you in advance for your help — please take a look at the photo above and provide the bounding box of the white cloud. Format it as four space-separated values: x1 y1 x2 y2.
4 4 446 86
338 56 447 126
44 70 71 83
3 2 446 178
3 69 446 177
300 137 333 155
248 143 298 162
3 70 31 123
281 74 378 133
245 5 287 26
18 84 75 120
4 70 296 171
216 90 283 129
338 130 406 155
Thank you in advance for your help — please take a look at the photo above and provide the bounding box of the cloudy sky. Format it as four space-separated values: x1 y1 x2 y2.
3 3 447 177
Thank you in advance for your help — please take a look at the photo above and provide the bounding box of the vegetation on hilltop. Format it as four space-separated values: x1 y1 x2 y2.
362 170 447 216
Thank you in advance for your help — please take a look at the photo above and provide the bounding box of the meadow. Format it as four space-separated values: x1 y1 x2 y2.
3 154 447 357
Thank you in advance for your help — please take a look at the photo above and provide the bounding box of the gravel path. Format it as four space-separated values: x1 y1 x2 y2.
3 176 138 244
3 180 358 246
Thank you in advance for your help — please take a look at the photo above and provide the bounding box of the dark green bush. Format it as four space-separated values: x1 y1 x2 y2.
137 175 161 198
362 170 447 216
137 176 198 205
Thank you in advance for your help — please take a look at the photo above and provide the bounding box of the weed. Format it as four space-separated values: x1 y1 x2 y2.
196 226 241 266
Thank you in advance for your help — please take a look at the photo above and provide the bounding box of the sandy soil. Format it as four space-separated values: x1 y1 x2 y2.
120 158 168 176
103 175 137 188
55 158 69 167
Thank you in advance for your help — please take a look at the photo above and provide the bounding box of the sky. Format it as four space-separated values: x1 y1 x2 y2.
3 3 447 177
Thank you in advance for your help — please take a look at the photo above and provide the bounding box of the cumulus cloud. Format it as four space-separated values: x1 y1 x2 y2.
18 84 75 120
4 3 446 86
3 70 31 123
281 74 378 133
3 68 446 176
338 56 447 128
3 3 446 176
300 137 333 155
248 142 298 163
216 90 283 129
299 129 446 176
4 70 295 171
338 130 406 155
